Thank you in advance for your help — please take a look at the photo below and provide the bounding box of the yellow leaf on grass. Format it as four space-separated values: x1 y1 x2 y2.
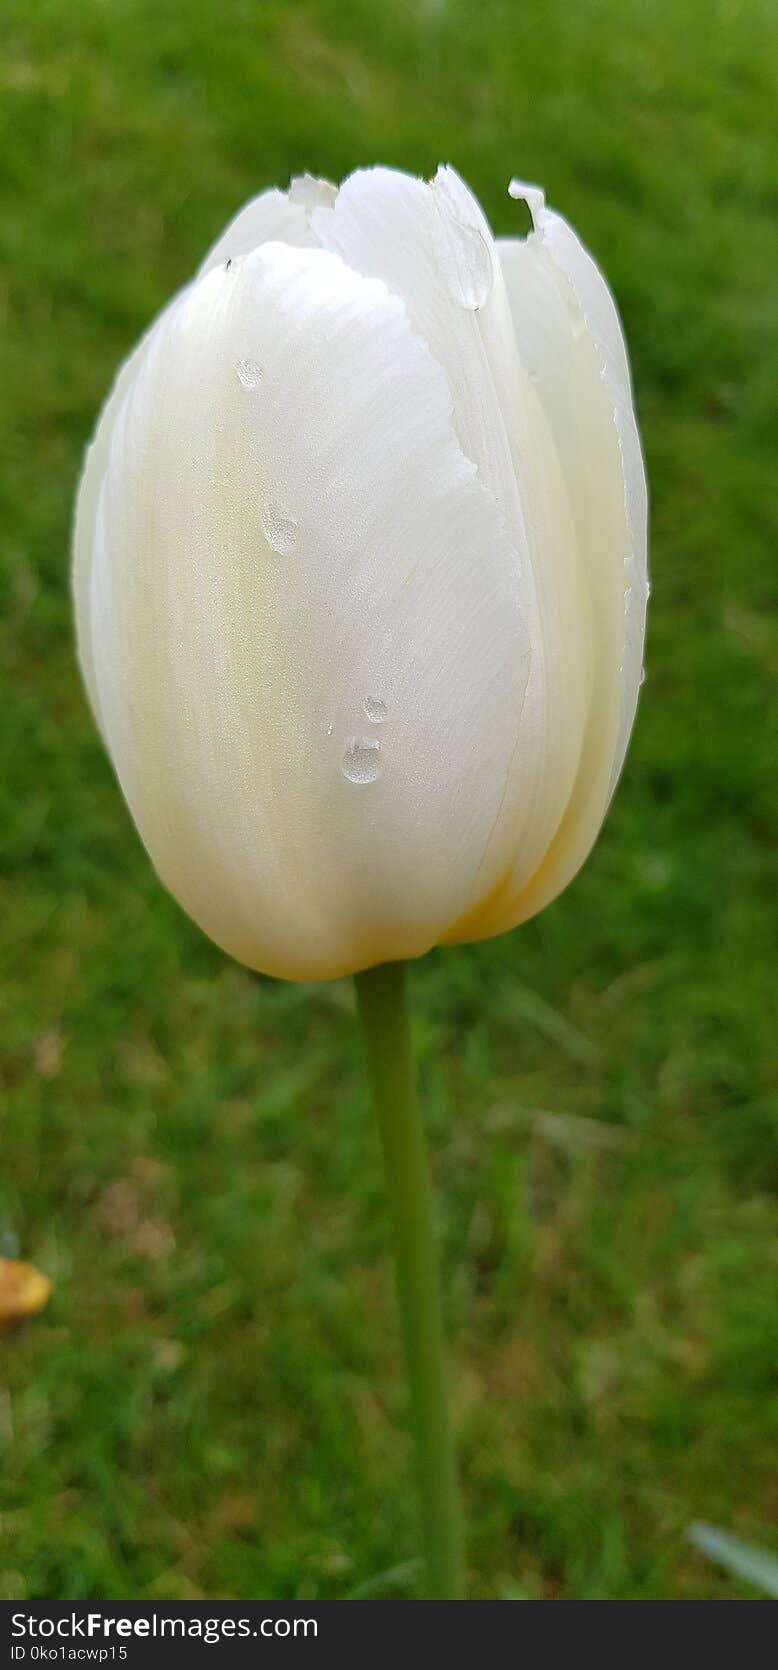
0 1259 52 1329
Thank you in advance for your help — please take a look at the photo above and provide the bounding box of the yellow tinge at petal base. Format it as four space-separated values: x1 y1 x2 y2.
73 166 647 980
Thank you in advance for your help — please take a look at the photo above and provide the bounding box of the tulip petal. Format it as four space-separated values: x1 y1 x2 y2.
75 180 337 720
312 168 594 923
489 184 648 926
74 325 168 739
79 242 533 979
198 176 337 276
504 181 648 794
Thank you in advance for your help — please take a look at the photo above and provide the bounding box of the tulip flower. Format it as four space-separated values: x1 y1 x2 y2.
73 166 647 1599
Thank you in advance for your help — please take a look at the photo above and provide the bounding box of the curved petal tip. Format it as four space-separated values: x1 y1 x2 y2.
508 178 546 228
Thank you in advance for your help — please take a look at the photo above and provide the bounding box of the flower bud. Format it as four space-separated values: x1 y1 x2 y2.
73 166 648 980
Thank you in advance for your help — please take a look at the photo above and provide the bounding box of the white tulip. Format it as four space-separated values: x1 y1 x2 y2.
73 166 648 982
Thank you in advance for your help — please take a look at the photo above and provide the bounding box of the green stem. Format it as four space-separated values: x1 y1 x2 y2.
355 961 464 1601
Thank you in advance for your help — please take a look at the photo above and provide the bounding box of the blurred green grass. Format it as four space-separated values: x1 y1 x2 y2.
1 0 776 1601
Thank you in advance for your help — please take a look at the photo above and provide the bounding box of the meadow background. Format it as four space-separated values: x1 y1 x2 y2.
1 0 776 1601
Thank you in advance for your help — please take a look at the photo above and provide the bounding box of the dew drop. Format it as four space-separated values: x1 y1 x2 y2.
435 213 493 311
363 695 388 724
236 356 263 390
341 738 384 785
261 502 298 555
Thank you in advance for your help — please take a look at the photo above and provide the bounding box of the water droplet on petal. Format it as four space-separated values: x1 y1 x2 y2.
236 357 263 390
341 738 384 785
363 696 388 724
261 502 297 555
435 210 493 311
